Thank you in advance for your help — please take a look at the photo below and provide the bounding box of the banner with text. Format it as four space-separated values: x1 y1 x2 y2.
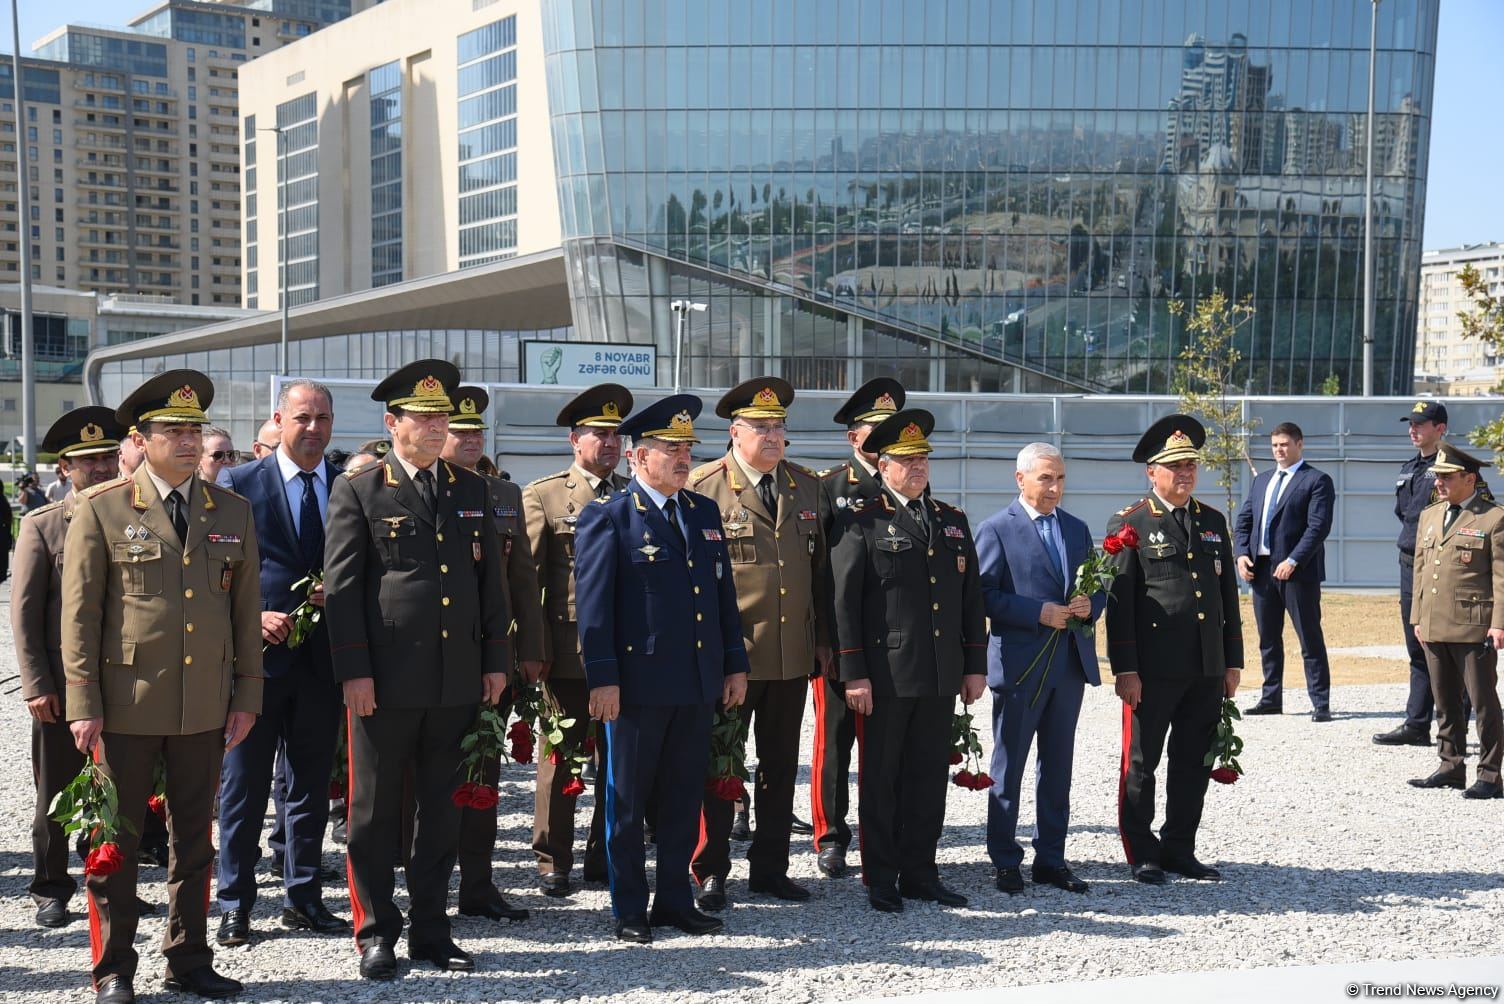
522 341 657 387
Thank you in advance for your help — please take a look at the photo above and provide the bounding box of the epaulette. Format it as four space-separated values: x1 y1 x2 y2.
1190 496 1219 516
787 461 819 479
344 462 383 480
687 459 723 485
1114 498 1149 518
82 477 130 499
933 497 962 514
22 500 64 520
526 470 570 489
205 481 246 502
819 462 849 480
1422 497 1449 510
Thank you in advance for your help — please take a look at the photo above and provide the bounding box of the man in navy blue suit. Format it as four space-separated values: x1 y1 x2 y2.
976 443 1103 896
216 379 348 945
573 395 750 944
1234 422 1335 722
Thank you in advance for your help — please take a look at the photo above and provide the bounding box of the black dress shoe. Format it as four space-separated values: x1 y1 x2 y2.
1032 863 1088 893
1162 855 1221 880
650 906 724 935
359 940 397 980
410 939 474 972
816 847 847 878
1243 703 1282 715
729 810 752 841
330 818 347 845
281 901 349 933
695 875 727 912
134 896 157 916
1463 779 1504 799
1374 724 1432 747
898 878 968 907
615 914 652 944
867 883 903 913
162 966 243 999
1311 710 1333 723
1131 862 1167 885
539 872 572 897
994 867 1025 894
1409 770 1466 790
138 840 168 868
95 976 134 1004
789 814 814 835
458 895 529 922
215 909 250 947
748 873 811 901
35 898 70 928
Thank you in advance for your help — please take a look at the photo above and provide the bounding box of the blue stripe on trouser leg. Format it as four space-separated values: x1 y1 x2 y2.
603 718 619 918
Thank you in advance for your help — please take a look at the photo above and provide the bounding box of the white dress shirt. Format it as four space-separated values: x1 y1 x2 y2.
1257 458 1304 557
276 446 329 534
636 479 689 539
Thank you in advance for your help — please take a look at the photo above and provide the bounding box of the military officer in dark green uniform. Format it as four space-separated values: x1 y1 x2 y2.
324 360 511 979
1105 415 1243 886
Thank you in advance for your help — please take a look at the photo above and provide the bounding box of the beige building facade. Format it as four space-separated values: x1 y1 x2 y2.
1415 242 1504 394
236 0 560 308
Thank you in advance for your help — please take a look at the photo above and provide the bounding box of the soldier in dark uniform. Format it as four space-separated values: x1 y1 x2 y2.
1105 415 1243 885
439 385 545 921
520 384 633 897
810 377 905 879
829 409 986 912
573 395 750 944
11 407 125 929
324 360 511 979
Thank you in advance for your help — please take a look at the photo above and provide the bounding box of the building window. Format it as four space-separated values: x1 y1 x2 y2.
455 16 517 268
369 60 402 287
275 93 319 306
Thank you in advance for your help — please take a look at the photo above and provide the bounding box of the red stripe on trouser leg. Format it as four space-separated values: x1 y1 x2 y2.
808 678 829 854
86 890 104 985
692 804 710 887
344 709 366 951
1117 701 1135 866
853 710 867 887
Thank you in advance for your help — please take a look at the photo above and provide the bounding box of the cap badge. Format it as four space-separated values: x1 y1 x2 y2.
459 397 478 415
167 385 199 410
413 375 446 399
754 387 781 408
1165 429 1191 451
873 392 897 412
80 422 105 443
898 422 924 444
1413 401 1427 413
669 411 694 434
602 400 620 419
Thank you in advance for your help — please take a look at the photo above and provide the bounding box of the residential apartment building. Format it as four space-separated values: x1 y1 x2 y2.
1415 242 1504 393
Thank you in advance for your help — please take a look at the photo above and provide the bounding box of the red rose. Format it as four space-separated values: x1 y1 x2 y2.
562 777 586 798
511 739 535 765
508 720 532 741
952 770 973 788
582 736 597 755
328 780 345 801
468 785 500 810
971 772 994 790
948 751 964 766
1102 534 1125 555
1210 766 1240 785
548 748 564 766
722 776 747 802
147 794 167 818
1117 525 1140 549
451 782 478 808
84 842 124 877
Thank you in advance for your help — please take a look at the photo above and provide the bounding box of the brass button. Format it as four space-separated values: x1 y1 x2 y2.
1187 551 1195 559
1191 573 1198 580
1195 591 1202 598
1152 622 1158 628
687 559 694 568
774 531 780 539
779 587 787 596
928 549 935 557
932 603 939 611
930 576 937 584
1432 588 1437 594
442 629 449 639
1433 573 1438 580
184 655 193 665
436 532 444 542
1197 612 1205 620
182 556 190 566
778 559 785 567
184 588 193 599
390 532 397 538
696 613 703 622
933 629 941 637
693 586 701 595
441 564 449 573
185 623 194 633
697 640 703 649
442 597 451 606
627 645 633 652
780 615 787 623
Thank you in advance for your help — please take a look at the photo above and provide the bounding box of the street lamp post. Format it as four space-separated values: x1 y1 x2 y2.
10 0 35 471
1361 0 1381 396
258 125 290 375
670 299 706 393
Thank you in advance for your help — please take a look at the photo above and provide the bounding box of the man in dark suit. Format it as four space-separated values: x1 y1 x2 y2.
829 409 987 912
215 379 347 947
573 395 750 944
1106 415 1243 886
975 442 1104 897
1234 422 1336 721
810 377 905 879
324 360 511 979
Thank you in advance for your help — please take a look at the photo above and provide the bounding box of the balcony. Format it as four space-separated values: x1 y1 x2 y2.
79 233 129 249
77 176 129 191
133 218 179 233
74 117 126 133
75 157 127 171
75 136 128 154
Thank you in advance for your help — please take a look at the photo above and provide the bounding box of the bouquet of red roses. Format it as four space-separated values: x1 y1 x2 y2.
704 706 749 801
1204 698 1245 784
949 707 992 791
50 759 132 876
454 702 508 809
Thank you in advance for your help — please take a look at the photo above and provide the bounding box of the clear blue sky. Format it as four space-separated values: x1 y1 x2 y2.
2 0 1500 250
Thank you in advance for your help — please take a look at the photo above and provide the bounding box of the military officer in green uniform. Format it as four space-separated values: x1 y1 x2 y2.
829 408 986 912
324 360 511 979
1105 415 1242 886
12 407 125 930
520 384 632 896
1407 444 1504 799
63 371 263 1003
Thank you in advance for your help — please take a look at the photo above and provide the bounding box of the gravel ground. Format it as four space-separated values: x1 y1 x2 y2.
1 577 1500 1002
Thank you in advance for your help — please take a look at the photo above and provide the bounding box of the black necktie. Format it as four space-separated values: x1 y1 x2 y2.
414 468 436 514
297 470 324 570
1173 507 1188 536
597 479 613 500
662 497 687 550
756 476 777 519
1445 504 1462 533
908 499 929 541
166 490 188 545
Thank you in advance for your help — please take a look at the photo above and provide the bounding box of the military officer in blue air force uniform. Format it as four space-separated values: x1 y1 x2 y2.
573 394 750 945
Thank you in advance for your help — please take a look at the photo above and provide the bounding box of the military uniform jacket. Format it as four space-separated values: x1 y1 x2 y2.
324 458 511 708
1410 494 1504 642
483 472 546 665
818 457 883 536
1104 495 1242 679
689 452 830 681
11 493 75 699
1396 452 1440 556
573 478 751 705
830 491 986 697
61 466 264 734
520 465 629 679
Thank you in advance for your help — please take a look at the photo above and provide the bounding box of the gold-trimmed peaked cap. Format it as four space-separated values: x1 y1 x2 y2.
449 385 490 431
865 407 934 457
555 383 633 428
833 377 906 426
1134 413 1206 465
115 368 214 428
716 376 794 420
373 358 459 414
617 393 702 444
1431 443 1485 475
45 406 126 458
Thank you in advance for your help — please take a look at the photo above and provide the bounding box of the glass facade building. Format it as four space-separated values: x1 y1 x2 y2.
542 0 1439 394
457 16 522 267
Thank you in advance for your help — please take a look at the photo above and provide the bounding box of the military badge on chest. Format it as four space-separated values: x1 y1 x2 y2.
1145 530 1175 558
